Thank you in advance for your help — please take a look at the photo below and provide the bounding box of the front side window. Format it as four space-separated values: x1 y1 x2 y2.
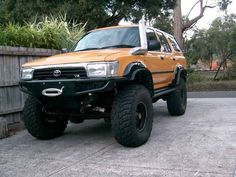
147 29 157 41
146 28 160 51
74 27 140 51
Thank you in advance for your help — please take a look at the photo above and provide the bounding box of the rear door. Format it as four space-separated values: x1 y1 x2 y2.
166 36 186 68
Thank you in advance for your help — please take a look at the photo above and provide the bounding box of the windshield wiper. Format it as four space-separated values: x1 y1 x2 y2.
101 44 136 49
75 48 100 52
75 44 136 52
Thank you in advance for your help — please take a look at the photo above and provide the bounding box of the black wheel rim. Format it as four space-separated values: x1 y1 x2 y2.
41 107 59 124
135 102 147 131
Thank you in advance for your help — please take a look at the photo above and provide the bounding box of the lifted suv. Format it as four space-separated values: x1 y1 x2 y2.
20 20 187 147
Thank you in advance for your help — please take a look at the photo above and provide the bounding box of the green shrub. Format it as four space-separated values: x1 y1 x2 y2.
225 62 236 80
0 16 85 50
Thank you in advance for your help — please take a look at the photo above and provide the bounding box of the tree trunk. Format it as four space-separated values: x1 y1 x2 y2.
214 59 226 80
173 0 183 49
209 56 213 70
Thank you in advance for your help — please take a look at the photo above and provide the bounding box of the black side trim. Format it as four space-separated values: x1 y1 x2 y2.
151 70 174 75
153 87 176 99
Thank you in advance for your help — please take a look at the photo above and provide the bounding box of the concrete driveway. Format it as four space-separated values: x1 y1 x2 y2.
0 98 236 177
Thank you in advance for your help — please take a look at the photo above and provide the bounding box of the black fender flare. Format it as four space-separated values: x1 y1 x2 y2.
123 62 154 95
172 65 187 86
123 62 146 77
123 62 153 81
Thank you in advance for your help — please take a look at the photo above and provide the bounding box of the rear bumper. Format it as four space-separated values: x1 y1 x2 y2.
19 77 127 97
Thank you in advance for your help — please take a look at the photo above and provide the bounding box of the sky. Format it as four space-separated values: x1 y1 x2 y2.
182 0 236 29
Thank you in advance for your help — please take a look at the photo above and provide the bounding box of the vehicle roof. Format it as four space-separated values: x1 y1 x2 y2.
91 25 174 38
90 25 138 32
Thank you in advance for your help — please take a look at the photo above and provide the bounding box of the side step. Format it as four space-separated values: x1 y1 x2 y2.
153 87 176 99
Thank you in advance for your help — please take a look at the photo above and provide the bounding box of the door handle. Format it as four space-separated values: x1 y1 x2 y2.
160 56 165 60
171 57 178 60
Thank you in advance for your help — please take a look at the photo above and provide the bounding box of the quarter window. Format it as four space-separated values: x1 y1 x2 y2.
168 37 181 52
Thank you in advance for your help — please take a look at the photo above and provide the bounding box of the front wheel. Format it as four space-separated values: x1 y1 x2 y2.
111 85 153 147
167 77 187 116
23 96 68 140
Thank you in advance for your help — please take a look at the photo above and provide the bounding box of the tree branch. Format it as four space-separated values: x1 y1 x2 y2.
101 13 124 27
186 0 200 20
182 0 218 32
205 5 218 9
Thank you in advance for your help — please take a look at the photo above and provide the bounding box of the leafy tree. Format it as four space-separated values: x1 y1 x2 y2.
0 1 8 25
185 29 214 68
0 0 176 30
152 13 173 34
208 14 236 79
186 14 236 79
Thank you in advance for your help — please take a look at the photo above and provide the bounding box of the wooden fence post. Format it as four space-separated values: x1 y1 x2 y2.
0 117 9 139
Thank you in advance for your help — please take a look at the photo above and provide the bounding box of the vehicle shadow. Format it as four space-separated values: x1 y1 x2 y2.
64 120 112 137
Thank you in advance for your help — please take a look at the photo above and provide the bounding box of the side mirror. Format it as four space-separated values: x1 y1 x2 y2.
148 40 161 51
61 48 68 53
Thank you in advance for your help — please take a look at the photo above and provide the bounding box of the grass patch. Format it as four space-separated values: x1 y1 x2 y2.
187 80 236 91
187 71 213 84
187 71 236 91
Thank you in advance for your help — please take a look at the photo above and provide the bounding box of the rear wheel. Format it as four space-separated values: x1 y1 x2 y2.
167 77 187 116
111 85 153 147
23 96 68 140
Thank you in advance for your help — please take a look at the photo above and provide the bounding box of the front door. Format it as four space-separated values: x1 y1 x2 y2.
143 29 174 90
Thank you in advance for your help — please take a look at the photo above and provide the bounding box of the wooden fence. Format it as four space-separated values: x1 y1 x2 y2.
0 46 60 127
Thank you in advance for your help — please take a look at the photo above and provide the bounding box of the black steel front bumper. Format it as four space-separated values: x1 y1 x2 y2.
19 77 127 97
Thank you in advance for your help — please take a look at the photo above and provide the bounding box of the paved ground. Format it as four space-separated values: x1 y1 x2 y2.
0 98 236 177
188 91 236 98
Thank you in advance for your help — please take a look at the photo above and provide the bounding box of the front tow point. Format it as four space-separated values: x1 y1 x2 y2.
42 86 65 97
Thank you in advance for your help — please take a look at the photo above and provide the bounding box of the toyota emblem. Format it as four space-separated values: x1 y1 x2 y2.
53 70 61 77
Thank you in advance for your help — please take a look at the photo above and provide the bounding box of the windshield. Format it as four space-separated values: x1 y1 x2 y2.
74 27 140 51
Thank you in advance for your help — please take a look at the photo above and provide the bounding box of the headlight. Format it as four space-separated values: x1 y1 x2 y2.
86 61 118 77
21 68 34 80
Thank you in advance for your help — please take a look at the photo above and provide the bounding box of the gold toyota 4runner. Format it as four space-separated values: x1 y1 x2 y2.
20 19 187 147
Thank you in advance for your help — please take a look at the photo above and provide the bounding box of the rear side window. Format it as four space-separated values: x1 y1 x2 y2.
168 37 181 52
156 31 172 53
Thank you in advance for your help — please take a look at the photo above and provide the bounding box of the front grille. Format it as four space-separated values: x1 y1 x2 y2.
33 67 87 80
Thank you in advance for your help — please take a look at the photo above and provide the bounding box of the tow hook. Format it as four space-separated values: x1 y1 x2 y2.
42 86 64 97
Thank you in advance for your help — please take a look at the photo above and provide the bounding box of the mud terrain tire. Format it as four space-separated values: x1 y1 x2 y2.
167 77 187 116
111 85 153 147
23 96 68 140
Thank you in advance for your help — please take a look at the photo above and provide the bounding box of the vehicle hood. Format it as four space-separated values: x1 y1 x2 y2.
22 49 130 67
